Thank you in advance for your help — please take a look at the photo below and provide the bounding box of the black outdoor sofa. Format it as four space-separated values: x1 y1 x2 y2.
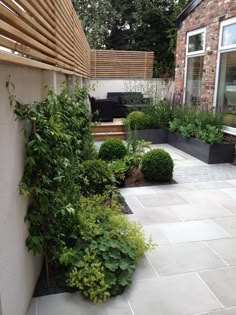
90 92 149 122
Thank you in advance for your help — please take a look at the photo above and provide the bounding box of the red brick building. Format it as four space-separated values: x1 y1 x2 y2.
175 0 236 137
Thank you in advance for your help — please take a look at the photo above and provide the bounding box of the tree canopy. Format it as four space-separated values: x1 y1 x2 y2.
72 0 188 76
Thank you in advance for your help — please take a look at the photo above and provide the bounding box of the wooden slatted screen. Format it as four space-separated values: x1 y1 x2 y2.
91 49 154 79
0 0 91 77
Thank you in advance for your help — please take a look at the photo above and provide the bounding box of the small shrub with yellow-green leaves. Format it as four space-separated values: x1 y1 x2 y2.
60 194 153 303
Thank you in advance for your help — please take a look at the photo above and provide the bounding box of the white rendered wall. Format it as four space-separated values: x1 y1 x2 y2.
89 78 174 101
0 63 66 315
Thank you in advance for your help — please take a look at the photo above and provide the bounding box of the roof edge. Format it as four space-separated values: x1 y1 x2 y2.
176 0 203 28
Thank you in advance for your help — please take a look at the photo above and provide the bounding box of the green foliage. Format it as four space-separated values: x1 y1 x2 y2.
144 100 173 129
65 195 153 303
125 111 146 130
79 160 115 196
109 159 129 186
99 138 127 161
169 107 224 144
179 123 197 139
73 0 188 76
9 85 93 260
125 130 151 169
199 125 224 144
142 149 174 182
68 248 110 304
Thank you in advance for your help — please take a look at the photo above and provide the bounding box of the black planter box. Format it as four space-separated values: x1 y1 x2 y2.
128 129 168 144
168 132 235 164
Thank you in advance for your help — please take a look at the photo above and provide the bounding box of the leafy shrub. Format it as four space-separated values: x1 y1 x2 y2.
99 138 127 161
142 149 174 181
144 100 172 129
109 159 129 185
169 107 224 144
10 86 92 259
65 195 152 303
125 111 146 130
124 129 151 169
180 123 197 139
199 125 224 144
79 160 115 196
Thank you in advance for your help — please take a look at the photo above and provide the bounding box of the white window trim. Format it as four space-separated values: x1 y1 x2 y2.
219 16 236 51
224 125 236 136
184 27 206 104
186 27 206 56
213 17 236 133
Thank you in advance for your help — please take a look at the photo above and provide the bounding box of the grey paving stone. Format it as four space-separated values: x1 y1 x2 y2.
36 293 132 315
124 196 143 212
151 183 195 192
199 267 236 308
192 181 234 190
132 255 158 281
126 273 222 315
157 221 230 243
228 179 236 187
201 308 236 315
221 188 236 200
143 224 171 246
179 190 233 204
137 192 187 207
120 186 155 197
217 199 236 214
214 217 236 237
207 238 236 266
131 206 181 225
147 243 226 276
169 202 231 221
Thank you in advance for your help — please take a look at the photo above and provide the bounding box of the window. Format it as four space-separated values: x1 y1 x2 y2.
184 28 206 106
216 18 236 128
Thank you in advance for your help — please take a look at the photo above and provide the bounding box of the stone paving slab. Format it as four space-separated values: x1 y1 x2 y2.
147 243 226 276
199 267 236 308
126 274 222 315
169 202 232 221
207 238 236 266
27 145 236 315
157 221 230 244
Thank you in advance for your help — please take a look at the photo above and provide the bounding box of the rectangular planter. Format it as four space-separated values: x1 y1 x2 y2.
128 129 168 144
168 132 235 164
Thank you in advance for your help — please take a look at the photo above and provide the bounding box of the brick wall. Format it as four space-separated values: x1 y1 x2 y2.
175 0 236 108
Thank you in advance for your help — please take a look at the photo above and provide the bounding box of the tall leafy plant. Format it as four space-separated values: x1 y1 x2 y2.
8 84 93 282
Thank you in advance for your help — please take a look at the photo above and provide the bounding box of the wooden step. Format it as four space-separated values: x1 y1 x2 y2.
92 131 126 141
92 124 125 133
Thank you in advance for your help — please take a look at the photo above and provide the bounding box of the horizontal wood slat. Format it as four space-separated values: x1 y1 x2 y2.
0 0 90 77
91 50 154 78
0 1 154 79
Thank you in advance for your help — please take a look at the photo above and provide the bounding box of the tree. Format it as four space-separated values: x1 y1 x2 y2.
72 0 114 48
72 0 189 76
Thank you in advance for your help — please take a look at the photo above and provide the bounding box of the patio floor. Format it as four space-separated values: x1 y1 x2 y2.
27 144 236 315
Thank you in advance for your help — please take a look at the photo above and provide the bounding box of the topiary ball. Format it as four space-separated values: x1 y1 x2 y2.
126 111 146 130
141 149 174 182
98 138 127 161
79 159 114 196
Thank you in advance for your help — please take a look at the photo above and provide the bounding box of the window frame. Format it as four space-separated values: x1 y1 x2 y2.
214 17 236 133
219 17 236 51
184 27 206 104
186 27 206 56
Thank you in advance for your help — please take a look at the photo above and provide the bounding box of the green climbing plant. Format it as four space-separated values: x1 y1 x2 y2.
7 83 93 281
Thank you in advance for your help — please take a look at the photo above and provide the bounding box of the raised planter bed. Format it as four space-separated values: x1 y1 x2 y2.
168 132 235 164
128 128 168 144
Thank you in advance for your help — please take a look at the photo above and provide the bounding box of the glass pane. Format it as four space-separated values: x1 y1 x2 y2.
222 23 236 47
217 51 236 127
185 56 204 106
188 33 204 53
